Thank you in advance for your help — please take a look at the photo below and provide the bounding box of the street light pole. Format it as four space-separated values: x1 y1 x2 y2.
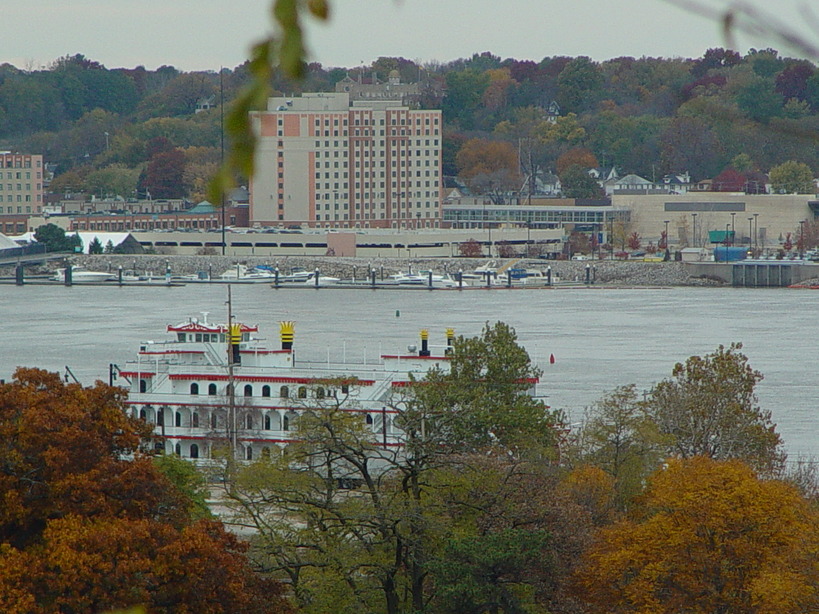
753 213 759 253
730 212 736 243
691 213 698 248
800 219 805 257
748 217 753 252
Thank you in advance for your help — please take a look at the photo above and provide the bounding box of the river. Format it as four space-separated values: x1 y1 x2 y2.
1 283 816 458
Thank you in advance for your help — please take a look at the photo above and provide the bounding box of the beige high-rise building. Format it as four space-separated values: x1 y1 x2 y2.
0 152 44 216
249 93 442 229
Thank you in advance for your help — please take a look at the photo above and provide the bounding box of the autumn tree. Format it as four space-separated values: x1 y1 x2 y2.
769 160 815 193
644 343 785 474
458 238 483 258
0 368 291 614
455 138 520 203
555 146 598 177
576 457 819 614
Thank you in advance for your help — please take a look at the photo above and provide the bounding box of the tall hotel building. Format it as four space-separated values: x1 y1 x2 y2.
0 152 44 215
249 92 442 229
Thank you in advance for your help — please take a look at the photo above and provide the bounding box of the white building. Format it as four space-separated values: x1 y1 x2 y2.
249 93 443 229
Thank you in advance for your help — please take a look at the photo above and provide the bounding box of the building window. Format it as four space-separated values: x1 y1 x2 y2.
262 385 271 397
175 412 182 427
190 383 199 395
190 444 199 459
280 385 289 398
208 383 217 395
244 384 253 397
298 386 307 399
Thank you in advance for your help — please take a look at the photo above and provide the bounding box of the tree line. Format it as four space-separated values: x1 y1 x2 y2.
2 324 817 613
1 48 818 204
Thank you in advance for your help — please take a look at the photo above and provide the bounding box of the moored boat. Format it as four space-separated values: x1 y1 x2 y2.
52 266 116 283
119 314 462 462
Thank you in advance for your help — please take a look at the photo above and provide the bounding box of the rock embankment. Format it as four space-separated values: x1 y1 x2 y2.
56 255 716 287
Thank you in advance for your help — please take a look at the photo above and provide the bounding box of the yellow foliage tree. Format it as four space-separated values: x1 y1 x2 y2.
575 456 819 614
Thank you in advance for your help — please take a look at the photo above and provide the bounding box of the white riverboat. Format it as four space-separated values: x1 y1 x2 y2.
120 314 459 461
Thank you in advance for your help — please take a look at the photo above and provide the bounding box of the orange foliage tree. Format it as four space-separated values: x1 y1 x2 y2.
0 368 291 614
455 138 520 203
576 457 819 614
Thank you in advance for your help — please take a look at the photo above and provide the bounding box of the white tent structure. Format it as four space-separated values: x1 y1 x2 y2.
16 231 142 254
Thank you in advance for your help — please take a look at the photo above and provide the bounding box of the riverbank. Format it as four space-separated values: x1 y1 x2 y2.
35 255 719 287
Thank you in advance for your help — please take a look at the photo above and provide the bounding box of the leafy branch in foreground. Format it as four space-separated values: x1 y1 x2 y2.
209 0 329 203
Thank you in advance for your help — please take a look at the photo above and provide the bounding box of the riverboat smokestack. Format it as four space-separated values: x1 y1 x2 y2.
445 328 455 355
280 321 295 350
229 323 242 365
419 329 430 357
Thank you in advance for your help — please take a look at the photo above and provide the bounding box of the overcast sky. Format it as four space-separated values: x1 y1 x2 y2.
4 0 816 72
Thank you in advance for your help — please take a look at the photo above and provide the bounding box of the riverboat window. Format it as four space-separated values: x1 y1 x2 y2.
211 413 218 429
195 333 202 342
192 412 199 428
175 443 181 456
316 387 325 399
244 384 253 397
154 441 164 454
280 385 289 398
341 384 349 394
139 379 147 393
175 412 181 427
190 383 199 395
190 444 199 459
139 408 147 421
246 446 253 460
208 383 217 395
264 414 271 430
177 333 186 342
262 385 271 398
157 409 164 426
365 414 373 425
245 414 253 429
298 386 307 399
282 415 289 431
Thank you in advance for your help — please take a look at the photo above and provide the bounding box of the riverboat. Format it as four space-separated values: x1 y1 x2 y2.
120 314 457 461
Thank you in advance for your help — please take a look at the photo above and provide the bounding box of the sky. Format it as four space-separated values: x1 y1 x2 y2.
4 0 816 72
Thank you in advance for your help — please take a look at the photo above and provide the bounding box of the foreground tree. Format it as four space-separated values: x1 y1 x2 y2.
0 368 291 614
576 457 819 614
220 323 562 614
644 343 784 474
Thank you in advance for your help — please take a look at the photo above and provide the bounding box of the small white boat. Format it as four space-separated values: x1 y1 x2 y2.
219 264 276 282
52 267 116 283
388 271 460 288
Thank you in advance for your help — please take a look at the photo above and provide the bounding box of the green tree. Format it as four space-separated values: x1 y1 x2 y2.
33 223 82 253
769 160 815 193
644 343 785 474
220 324 561 614
560 165 603 198
574 385 664 508
556 56 603 113
88 236 104 254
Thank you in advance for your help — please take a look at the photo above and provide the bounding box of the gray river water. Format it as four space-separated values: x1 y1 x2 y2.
1 284 816 457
